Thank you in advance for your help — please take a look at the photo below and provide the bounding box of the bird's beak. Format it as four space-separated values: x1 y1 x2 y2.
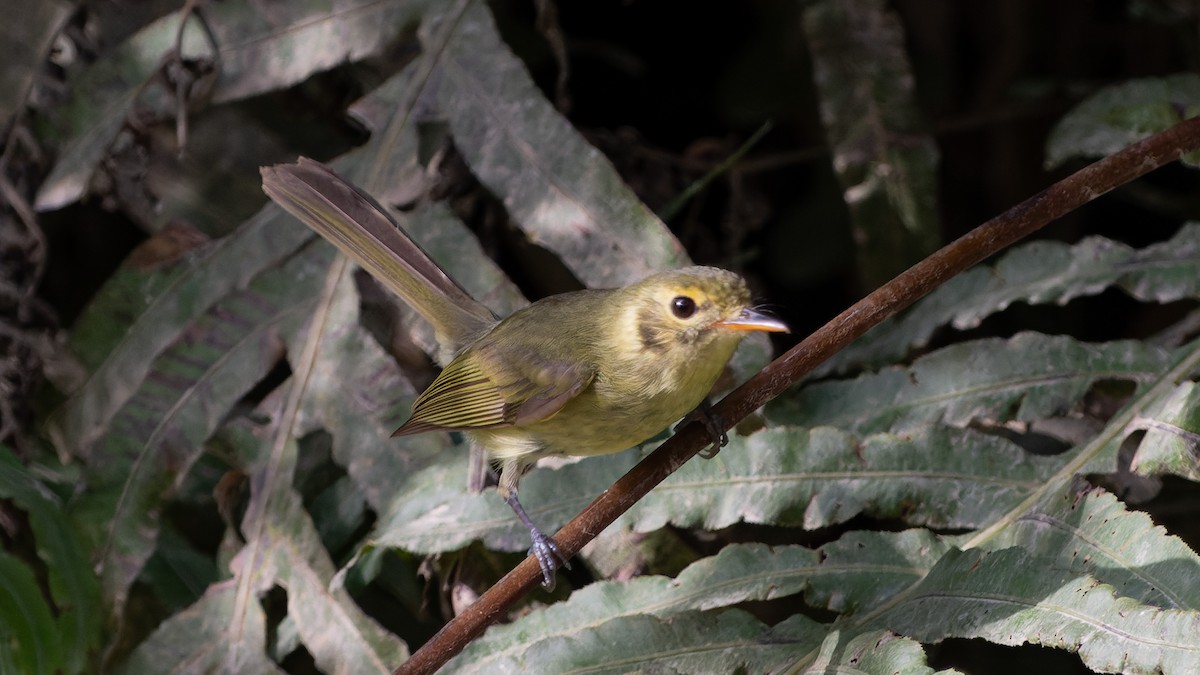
715 308 789 333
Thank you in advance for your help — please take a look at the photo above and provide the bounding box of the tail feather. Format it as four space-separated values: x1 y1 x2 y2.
262 158 496 351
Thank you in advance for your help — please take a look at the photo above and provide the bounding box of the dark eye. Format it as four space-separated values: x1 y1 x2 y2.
671 295 697 319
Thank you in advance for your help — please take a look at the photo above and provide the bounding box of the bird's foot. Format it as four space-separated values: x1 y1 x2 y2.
528 527 570 590
682 400 728 459
504 487 571 589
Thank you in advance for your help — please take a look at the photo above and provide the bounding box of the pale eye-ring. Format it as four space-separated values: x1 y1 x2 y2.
671 295 697 319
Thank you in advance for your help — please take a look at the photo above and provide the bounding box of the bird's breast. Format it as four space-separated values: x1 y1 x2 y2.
485 338 736 460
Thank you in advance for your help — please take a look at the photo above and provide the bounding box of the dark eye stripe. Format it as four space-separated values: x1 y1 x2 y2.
639 317 667 352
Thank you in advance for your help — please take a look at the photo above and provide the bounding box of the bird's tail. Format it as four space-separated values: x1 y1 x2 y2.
262 157 496 352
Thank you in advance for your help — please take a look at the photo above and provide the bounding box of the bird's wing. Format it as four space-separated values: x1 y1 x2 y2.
392 346 595 436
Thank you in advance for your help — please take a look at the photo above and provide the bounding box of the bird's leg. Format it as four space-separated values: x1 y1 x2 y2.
503 492 570 589
499 462 570 589
680 397 728 459
466 444 498 493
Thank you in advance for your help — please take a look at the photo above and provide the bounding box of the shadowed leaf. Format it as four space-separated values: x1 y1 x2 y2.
0 447 101 674
825 223 1200 375
629 425 1064 532
68 239 333 618
982 483 1200 609
35 0 432 210
803 0 941 290
1129 381 1200 481
774 333 1174 435
427 1 688 287
1046 73 1200 169
0 553 62 675
870 547 1200 675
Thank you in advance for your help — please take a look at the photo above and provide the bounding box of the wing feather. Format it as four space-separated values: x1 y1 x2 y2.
392 347 595 436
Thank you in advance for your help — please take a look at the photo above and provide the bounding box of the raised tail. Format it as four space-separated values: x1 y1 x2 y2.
262 158 496 352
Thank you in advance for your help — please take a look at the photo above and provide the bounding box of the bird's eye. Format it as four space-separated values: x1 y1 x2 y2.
670 295 697 319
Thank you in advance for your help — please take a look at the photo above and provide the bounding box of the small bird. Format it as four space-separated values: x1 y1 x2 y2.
262 158 787 587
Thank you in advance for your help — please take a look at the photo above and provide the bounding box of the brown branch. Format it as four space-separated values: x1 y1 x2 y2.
395 115 1200 675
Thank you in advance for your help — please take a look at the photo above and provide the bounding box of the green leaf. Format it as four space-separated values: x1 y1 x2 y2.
0 0 70 126
297 262 443 513
138 524 220 613
372 447 636 555
468 610 820 674
147 327 409 672
428 1 689 287
253 480 410 673
115 581 285 675
1046 73 1200 169
982 483 1200 609
60 244 193 374
824 223 1200 375
308 476 372 557
955 336 1200 550
215 254 407 671
447 529 949 672
206 0 432 106
451 543 823 671
48 211 316 455
807 530 955 614
0 447 101 674
628 425 1064 532
773 333 1174 435
0 553 62 675
870 547 1200 675
35 0 432 210
803 0 941 290
376 424 1057 555
806 630 940 675
34 8 212 210
1130 381 1200 481
67 238 333 618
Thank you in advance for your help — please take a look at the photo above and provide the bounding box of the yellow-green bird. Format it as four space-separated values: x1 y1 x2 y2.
262 158 787 587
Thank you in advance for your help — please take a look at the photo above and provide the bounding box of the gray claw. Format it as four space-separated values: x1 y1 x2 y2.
529 529 570 590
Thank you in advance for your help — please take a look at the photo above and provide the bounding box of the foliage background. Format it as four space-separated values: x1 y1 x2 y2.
2 0 1199 673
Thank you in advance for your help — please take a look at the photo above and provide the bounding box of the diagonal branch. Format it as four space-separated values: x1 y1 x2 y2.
396 115 1200 675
